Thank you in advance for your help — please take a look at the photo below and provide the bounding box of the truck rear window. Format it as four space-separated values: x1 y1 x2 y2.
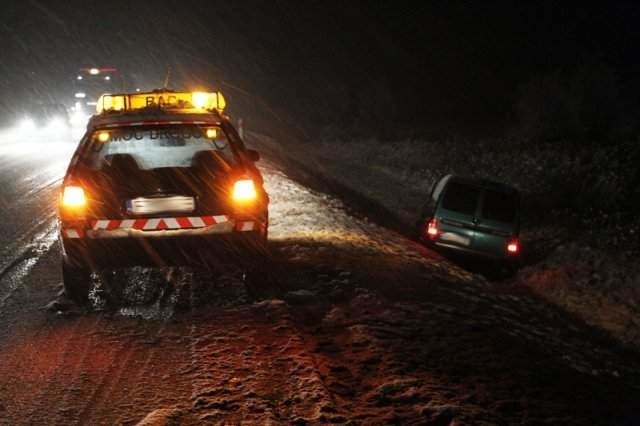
481 190 518 223
441 182 480 216
82 125 235 171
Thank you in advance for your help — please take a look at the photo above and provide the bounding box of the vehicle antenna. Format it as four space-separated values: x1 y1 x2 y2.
163 67 171 89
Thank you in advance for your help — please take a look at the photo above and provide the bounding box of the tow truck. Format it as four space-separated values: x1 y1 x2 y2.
58 90 269 303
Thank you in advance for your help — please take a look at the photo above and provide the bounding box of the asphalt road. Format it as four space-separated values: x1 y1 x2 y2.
0 128 639 425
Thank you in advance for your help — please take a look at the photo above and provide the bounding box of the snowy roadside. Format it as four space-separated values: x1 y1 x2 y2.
246 132 640 350
131 158 639 424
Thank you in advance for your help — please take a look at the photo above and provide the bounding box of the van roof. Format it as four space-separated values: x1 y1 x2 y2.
448 175 519 193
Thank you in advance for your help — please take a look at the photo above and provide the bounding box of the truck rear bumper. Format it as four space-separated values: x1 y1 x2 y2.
60 217 268 269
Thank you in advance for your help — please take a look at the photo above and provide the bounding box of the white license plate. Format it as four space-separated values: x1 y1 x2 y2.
126 196 195 215
440 232 471 246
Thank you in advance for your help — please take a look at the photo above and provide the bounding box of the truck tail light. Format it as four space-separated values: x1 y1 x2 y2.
62 185 87 208
232 179 257 202
426 218 439 238
507 239 520 255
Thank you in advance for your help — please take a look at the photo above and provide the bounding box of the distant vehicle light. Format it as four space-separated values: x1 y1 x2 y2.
89 68 100 75
46 118 66 132
77 75 83 80
105 76 111 81
97 131 110 142
70 109 88 127
135 88 141 92
62 186 86 208
75 92 87 99
232 179 257 202
17 117 35 131
426 218 439 237
507 240 519 254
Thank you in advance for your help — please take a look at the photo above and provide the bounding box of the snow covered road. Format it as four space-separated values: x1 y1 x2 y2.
0 131 639 425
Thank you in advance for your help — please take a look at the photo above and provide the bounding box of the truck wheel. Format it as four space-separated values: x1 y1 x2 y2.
62 261 91 305
102 268 165 306
254 230 269 257
243 237 277 301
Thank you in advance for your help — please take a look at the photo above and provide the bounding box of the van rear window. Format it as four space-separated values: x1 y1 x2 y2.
441 182 480 215
481 190 518 223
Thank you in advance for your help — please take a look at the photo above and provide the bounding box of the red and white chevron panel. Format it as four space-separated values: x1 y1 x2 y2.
90 215 230 231
61 215 258 239
62 228 85 239
234 221 256 232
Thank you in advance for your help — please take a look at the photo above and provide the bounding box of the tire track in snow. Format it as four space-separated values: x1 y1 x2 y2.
22 176 62 199
184 302 339 423
72 340 138 424
0 214 55 278
112 322 193 425
17 317 101 425
0 218 57 308
0 139 72 294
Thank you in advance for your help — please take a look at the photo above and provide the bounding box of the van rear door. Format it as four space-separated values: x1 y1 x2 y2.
473 189 519 258
437 181 481 249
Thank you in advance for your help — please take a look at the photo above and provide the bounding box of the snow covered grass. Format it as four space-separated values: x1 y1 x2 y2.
249 132 640 349
518 242 640 348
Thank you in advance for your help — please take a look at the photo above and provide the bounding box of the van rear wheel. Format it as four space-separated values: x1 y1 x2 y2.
499 260 520 278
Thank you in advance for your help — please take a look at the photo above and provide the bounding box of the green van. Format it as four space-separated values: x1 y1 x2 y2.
417 175 521 267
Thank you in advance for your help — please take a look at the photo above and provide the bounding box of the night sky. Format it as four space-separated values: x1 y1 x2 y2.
1 1 638 137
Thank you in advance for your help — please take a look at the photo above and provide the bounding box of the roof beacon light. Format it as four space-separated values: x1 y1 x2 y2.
96 91 226 114
192 92 210 109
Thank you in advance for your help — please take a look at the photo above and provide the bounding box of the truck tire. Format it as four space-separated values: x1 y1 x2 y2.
62 261 91 305
243 233 278 300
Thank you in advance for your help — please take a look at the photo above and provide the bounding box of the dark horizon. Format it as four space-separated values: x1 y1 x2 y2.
1 1 639 138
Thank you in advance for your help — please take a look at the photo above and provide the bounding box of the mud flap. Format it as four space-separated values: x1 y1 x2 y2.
62 261 91 305
243 248 281 301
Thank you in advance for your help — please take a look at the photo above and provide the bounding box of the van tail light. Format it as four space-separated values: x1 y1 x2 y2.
232 179 257 202
426 218 439 238
61 185 87 208
507 239 520 255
